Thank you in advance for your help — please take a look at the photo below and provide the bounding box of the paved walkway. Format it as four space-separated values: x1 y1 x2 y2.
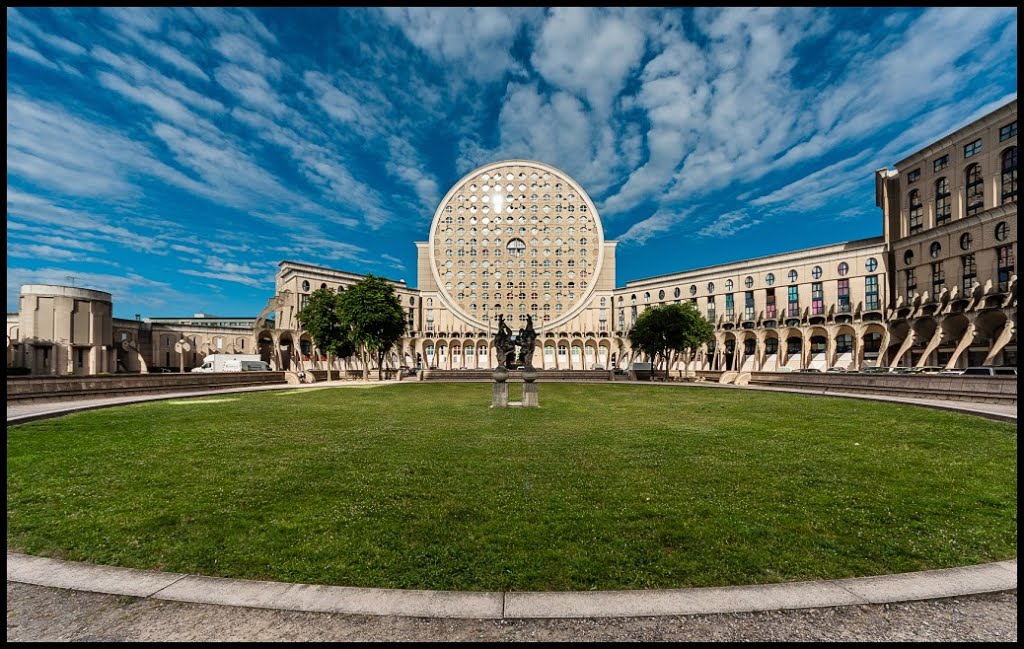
6 380 1017 625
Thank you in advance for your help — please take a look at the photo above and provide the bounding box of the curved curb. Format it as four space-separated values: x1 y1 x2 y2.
6 552 1016 619
7 383 1017 619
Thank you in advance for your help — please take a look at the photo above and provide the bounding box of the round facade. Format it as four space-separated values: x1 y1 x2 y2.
428 160 605 330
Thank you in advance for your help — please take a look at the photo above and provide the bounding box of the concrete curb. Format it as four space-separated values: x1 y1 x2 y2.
7 382 1017 619
6 552 1016 619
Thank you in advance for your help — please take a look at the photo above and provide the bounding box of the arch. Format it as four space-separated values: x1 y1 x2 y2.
277 332 295 372
781 327 804 370
832 323 857 370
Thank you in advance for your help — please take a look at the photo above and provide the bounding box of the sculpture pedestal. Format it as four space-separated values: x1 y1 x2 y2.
491 366 509 408
521 367 539 408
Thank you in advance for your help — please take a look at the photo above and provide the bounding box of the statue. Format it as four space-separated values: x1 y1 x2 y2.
494 314 517 369
517 315 538 369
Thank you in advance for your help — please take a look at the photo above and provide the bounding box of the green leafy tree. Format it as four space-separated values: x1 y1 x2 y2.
295 287 356 382
337 275 406 380
628 302 715 380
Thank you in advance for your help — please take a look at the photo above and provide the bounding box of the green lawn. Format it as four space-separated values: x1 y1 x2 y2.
6 383 1017 591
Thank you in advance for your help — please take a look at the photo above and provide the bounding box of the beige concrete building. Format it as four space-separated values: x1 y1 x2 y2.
7 101 1017 376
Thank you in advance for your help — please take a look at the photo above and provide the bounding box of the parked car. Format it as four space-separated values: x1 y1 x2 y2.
938 368 964 376
914 366 944 374
775 366 794 372
825 367 848 373
961 366 1017 376
860 366 889 374
593 364 605 370
796 368 822 373
889 366 913 374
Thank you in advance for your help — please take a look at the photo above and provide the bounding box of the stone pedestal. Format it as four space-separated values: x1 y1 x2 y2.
521 367 539 407
491 366 509 408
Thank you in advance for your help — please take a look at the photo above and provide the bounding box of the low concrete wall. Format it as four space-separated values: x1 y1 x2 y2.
421 369 609 382
747 372 1016 406
6 372 288 404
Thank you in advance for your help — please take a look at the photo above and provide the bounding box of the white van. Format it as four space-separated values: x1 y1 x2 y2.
191 354 268 373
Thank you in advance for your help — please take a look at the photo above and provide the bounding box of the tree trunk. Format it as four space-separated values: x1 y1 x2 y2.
377 350 385 381
361 345 368 381
326 351 332 382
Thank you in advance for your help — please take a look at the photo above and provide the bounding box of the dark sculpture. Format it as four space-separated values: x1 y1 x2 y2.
517 315 538 369
494 314 517 369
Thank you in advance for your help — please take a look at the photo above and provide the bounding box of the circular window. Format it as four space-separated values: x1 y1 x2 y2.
812 266 823 279
930 242 941 258
320 283 327 290
674 287 681 299
409 296 415 306
837 262 849 277
658 289 665 300
788 270 797 283
866 257 878 273
959 232 973 251
725 279 734 291
904 250 914 265
301 280 310 292
744 276 754 288
506 238 526 257
707 282 715 293
765 273 775 286
644 292 651 302
995 221 1009 241
689 285 697 296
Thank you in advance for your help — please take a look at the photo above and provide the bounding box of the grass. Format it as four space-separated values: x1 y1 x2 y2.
6 383 1017 591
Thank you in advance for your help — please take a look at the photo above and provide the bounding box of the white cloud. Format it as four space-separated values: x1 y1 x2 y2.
618 208 694 245
380 7 536 83
696 211 761 239
531 8 648 115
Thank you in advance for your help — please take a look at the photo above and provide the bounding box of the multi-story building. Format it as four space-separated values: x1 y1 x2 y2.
7 101 1016 375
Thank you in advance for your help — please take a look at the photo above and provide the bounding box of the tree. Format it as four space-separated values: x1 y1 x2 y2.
627 302 715 381
336 275 406 381
295 287 356 382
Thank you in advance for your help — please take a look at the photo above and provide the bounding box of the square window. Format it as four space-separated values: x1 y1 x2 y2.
999 121 1017 142
933 154 949 172
963 139 982 158
906 168 920 183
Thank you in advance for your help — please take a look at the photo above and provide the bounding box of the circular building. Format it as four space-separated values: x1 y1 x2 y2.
427 160 608 331
417 160 617 370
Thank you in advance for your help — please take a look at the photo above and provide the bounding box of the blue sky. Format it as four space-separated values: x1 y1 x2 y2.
6 7 1018 319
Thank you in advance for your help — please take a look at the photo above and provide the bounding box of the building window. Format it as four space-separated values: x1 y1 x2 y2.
905 268 917 298
765 273 775 286
788 269 797 283
1000 121 1017 141
837 262 849 277
725 293 735 319
725 279 734 291
658 289 665 301
933 154 949 172
690 285 697 295
744 291 755 320
707 282 715 293
1002 147 1017 204
965 164 984 216
907 168 920 184
908 189 923 234
995 221 1009 241
866 257 878 272
707 299 716 322
787 285 800 317
838 279 851 313
960 232 973 250
744 276 753 288
811 282 824 315
765 288 776 319
935 177 951 224
673 287 681 298
301 280 310 292
931 262 944 297
865 275 879 311
963 138 982 159
811 266 822 280
930 241 941 258
997 245 1015 292
961 254 976 293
